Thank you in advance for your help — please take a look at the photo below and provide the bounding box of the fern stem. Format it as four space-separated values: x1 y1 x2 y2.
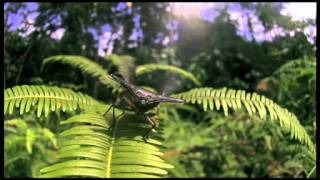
5 95 73 101
105 118 118 178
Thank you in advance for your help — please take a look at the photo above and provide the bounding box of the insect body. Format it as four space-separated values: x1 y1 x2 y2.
105 73 185 142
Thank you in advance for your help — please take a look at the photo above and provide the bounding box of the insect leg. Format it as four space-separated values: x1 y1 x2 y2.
143 115 157 143
144 112 156 117
104 103 116 130
108 104 127 130
106 96 127 130
114 110 126 123
103 104 114 116
108 104 116 130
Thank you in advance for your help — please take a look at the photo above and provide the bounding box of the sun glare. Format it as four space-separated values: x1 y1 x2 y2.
168 3 207 18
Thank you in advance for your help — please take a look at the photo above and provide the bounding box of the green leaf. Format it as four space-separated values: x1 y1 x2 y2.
4 85 107 117
174 87 315 154
136 63 201 86
26 129 36 154
39 112 173 178
42 55 119 89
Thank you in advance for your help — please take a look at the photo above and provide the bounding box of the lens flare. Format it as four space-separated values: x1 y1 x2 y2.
168 3 207 18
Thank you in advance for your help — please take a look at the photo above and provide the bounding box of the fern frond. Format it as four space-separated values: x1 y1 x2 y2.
39 112 173 178
41 55 119 89
4 85 107 117
273 57 316 76
136 63 201 86
173 87 315 154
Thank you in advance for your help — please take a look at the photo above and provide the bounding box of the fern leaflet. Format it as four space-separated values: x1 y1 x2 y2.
273 57 316 76
136 63 201 86
4 85 107 117
41 55 119 89
173 87 315 155
39 112 173 178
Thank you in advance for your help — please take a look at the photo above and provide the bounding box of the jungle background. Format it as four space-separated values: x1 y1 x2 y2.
4 2 317 178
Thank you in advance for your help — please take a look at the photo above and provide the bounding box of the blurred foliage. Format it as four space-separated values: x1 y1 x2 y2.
4 2 316 178
160 105 315 178
4 113 59 177
264 56 316 126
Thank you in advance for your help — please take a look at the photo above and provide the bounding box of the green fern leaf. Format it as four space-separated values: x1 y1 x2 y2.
174 87 315 154
39 112 173 178
136 63 201 86
41 55 119 89
273 57 316 76
4 85 107 117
